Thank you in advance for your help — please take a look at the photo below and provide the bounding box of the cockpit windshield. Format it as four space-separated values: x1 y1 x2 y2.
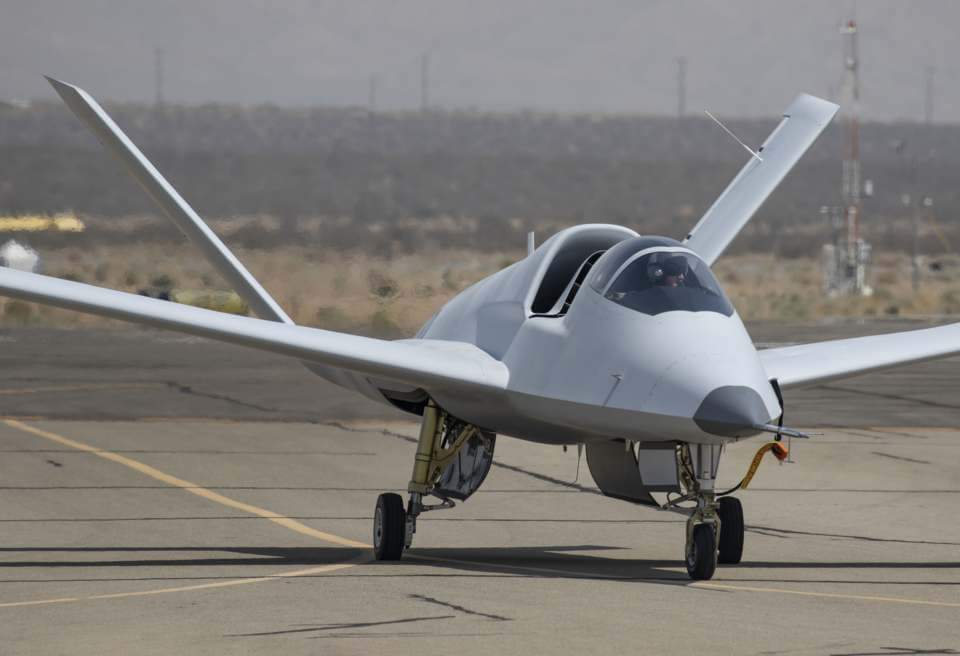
599 250 733 316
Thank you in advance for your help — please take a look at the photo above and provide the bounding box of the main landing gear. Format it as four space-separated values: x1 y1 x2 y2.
668 444 745 580
373 400 495 560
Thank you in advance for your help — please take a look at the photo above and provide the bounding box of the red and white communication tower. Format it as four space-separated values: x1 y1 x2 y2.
824 19 872 296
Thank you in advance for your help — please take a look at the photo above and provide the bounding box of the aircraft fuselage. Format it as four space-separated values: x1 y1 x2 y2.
415 226 781 445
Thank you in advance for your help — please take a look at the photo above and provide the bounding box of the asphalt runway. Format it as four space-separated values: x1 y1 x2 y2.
2 323 959 654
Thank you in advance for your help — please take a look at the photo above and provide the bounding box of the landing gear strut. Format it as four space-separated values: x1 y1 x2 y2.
372 400 494 560
673 443 745 580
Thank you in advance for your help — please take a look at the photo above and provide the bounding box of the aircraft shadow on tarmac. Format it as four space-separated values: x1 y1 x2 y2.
0 545 957 586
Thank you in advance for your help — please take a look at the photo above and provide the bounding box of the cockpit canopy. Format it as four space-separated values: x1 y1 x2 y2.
588 237 733 317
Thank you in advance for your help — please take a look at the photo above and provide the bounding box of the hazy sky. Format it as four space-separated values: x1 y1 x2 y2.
2 0 957 121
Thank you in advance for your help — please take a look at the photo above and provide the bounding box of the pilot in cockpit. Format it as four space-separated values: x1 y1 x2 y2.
653 255 688 288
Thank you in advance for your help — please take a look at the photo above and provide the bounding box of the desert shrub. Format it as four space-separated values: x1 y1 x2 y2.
369 309 404 338
332 270 349 296
367 270 399 300
94 262 110 282
314 306 353 331
441 268 459 291
151 273 175 289
413 284 434 298
941 290 960 314
3 300 32 324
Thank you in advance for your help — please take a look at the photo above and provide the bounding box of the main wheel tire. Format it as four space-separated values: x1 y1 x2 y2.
717 496 744 565
686 523 717 580
373 493 406 561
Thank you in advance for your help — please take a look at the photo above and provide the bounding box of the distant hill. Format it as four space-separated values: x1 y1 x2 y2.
0 102 955 254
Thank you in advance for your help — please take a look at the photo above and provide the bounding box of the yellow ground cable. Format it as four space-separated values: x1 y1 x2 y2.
738 441 789 490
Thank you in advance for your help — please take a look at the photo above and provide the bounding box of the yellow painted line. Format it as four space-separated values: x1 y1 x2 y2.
0 418 372 608
0 560 362 609
3 419 369 549
693 581 960 608
0 383 162 396
4 419 958 612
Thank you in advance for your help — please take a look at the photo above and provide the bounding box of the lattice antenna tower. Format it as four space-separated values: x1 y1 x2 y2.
841 19 861 244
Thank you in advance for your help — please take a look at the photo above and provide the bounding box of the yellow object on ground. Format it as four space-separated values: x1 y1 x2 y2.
0 213 85 232
169 289 249 315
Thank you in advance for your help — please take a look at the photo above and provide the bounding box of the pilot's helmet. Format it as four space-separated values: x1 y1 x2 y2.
649 254 688 283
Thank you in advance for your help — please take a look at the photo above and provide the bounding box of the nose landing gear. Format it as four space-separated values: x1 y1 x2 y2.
672 443 746 580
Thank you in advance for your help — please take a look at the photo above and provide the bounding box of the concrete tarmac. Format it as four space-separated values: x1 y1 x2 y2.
1 323 959 654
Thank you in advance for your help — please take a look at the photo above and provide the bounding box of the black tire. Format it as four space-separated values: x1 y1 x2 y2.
373 493 406 561
717 496 744 565
686 523 717 580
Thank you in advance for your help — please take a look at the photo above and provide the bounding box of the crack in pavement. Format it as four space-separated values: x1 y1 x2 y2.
747 524 960 547
871 452 932 465
163 381 285 414
409 593 512 621
226 614 456 637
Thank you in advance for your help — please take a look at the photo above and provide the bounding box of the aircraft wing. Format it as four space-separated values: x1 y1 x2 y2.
0 266 509 394
684 94 839 265
45 76 292 324
759 322 960 389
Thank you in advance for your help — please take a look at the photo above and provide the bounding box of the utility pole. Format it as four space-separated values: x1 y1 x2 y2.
676 56 687 118
369 74 379 112
420 52 430 112
154 47 165 108
924 66 935 125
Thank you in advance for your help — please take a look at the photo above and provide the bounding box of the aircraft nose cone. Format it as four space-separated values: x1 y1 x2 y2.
693 386 772 438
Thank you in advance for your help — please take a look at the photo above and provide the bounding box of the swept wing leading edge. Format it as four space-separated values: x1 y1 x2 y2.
0 267 509 393
45 77 292 324
760 322 960 389
684 94 839 265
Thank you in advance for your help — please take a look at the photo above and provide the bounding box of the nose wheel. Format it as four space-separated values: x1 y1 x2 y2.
717 496 744 564
686 523 717 580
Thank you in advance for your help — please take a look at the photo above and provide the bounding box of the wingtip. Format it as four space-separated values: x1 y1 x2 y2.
784 93 840 123
44 75 80 98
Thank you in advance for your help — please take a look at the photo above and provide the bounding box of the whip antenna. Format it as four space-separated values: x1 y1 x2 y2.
704 109 763 162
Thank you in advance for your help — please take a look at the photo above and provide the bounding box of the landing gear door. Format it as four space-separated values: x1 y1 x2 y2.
586 440 681 506
636 442 681 491
434 431 496 501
